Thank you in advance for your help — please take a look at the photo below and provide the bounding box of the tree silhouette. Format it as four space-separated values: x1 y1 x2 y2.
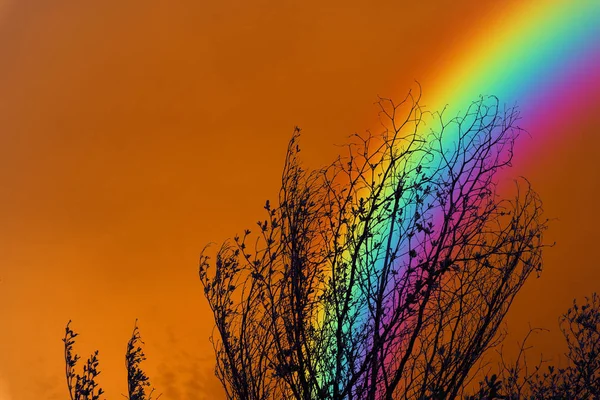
199 90 548 399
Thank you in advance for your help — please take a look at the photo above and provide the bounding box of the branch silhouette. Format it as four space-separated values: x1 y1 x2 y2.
62 320 160 400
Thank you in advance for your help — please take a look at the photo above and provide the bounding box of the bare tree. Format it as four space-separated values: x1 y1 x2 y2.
199 89 548 400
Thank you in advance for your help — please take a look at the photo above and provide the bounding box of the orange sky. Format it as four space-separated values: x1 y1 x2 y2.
0 1 598 399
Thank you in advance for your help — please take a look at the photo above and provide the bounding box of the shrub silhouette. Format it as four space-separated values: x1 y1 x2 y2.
470 292 600 399
63 320 160 400
63 321 104 400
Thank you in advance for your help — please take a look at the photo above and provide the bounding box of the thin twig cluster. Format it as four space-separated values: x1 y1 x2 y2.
63 321 105 400
63 320 160 400
470 293 600 399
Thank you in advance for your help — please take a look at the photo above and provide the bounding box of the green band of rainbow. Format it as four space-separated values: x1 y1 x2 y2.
317 2 600 396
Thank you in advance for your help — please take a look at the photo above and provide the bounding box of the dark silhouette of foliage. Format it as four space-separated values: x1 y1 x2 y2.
464 374 505 400
63 321 105 400
126 320 162 400
63 320 160 400
471 292 600 399
200 90 548 399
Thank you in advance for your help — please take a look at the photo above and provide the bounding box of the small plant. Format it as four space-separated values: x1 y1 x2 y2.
125 320 161 400
467 292 600 399
63 320 105 400
63 320 160 400
464 374 505 400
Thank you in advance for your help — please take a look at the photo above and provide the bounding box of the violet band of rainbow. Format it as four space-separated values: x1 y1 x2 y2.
312 1 600 396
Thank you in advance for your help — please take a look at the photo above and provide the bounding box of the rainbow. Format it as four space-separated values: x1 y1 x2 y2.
424 1 600 163
315 1 600 396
